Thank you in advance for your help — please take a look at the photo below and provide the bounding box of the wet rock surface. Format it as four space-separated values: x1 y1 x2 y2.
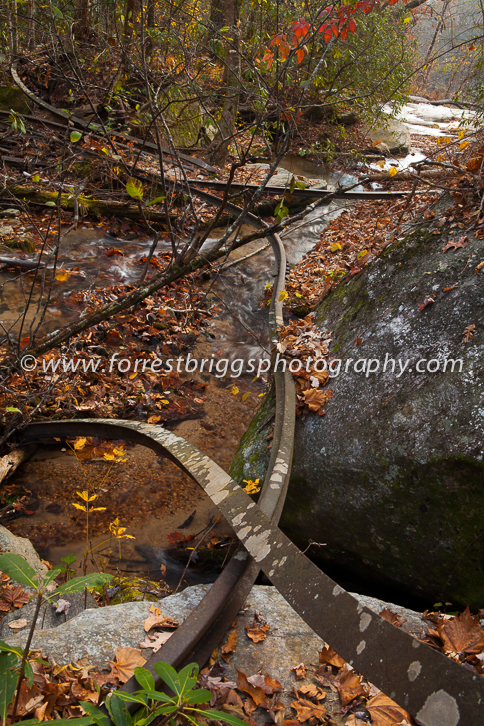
285 193 484 608
233 192 484 608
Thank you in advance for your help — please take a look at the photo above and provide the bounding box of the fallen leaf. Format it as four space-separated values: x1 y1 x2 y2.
248 674 282 694
8 618 28 629
366 692 411 726
337 668 369 707
379 608 405 627
107 646 146 683
139 632 173 652
0 585 31 609
475 260 484 274
302 388 333 412
319 645 346 668
291 663 307 680
222 629 237 661
442 236 468 252
437 606 484 654
463 324 476 343
237 669 269 708
419 296 435 311
298 684 325 700
290 697 326 722
143 613 179 632
245 619 270 642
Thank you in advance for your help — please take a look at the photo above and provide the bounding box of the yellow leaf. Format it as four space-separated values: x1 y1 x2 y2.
357 249 368 259
388 166 397 177
459 130 465 139
376 160 385 169
242 392 249 402
278 290 289 301
103 453 116 461
231 386 239 395
72 503 86 511
77 490 90 501
91 507 107 512
459 141 469 151
161 399 170 405
148 415 161 424
74 437 87 450
330 243 342 252
258 392 266 397
129 372 137 380
444 136 451 144
55 270 69 282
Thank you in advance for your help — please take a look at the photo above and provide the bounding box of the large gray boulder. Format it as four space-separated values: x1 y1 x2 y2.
361 118 411 153
232 193 484 608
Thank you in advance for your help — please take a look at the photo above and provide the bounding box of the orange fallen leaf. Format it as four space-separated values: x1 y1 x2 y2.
437 606 484 654
366 692 411 726
290 698 326 722
222 629 237 661
319 645 345 668
107 646 146 683
337 668 369 707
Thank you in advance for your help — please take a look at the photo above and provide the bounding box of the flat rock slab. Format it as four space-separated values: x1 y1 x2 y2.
361 119 411 153
4 583 427 673
4 585 210 667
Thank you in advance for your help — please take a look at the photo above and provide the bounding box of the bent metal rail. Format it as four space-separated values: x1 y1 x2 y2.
9 61 484 725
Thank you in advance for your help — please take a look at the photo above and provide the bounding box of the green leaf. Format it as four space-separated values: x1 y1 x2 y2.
126 178 143 200
48 573 111 599
107 693 133 726
32 175 40 183
146 195 166 206
0 652 17 724
15 719 94 726
289 175 296 194
0 553 39 590
176 662 198 694
194 709 249 726
0 639 23 658
80 701 110 726
61 553 76 566
42 565 63 589
70 131 82 143
45 201 56 207
139 690 175 704
24 660 34 688
5 407 21 413
181 689 212 705
295 180 306 190
52 5 64 18
113 692 149 706
152 662 182 695
134 666 155 692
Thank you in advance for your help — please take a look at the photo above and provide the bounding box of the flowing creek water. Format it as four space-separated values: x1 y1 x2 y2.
2 102 471 598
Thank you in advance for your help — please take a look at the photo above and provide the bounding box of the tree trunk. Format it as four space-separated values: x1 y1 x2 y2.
8 0 18 58
26 0 35 50
210 0 241 166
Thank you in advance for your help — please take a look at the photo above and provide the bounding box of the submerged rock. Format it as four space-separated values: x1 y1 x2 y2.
232 193 484 608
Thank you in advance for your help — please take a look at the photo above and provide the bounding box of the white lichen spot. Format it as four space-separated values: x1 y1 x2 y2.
407 661 422 682
314 594 319 599
232 512 245 526
333 585 344 597
253 525 261 533
270 472 283 482
238 526 252 540
270 483 281 489
269 569 275 577
272 559 279 567
416 690 459 726
412 639 421 649
247 502 255 509
244 530 271 562
279 556 287 567
359 613 372 632
277 542 283 548
356 640 366 655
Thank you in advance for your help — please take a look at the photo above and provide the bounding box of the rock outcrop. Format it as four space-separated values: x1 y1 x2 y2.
232 192 484 608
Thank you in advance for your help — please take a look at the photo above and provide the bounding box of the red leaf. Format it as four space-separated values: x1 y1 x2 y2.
296 48 305 64
348 18 356 33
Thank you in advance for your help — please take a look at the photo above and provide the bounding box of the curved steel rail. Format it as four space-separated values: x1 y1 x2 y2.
10 62 484 724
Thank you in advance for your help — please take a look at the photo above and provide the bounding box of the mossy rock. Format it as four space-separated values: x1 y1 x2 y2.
108 576 168 604
232 192 484 609
0 84 31 114
2 236 35 253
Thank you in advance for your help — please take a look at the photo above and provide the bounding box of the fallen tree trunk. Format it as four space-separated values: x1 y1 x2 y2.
6 185 173 222
366 167 455 183
0 256 44 269
0 445 36 484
